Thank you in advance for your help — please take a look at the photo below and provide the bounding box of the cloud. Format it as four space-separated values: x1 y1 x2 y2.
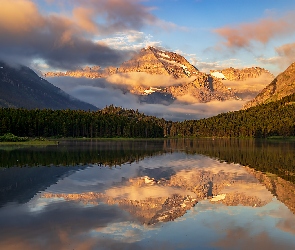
0 0 133 70
195 59 242 73
106 72 193 88
274 42 295 68
0 0 178 70
212 227 295 250
229 75 273 91
214 11 295 50
49 75 246 121
98 31 162 51
49 77 139 108
257 42 295 72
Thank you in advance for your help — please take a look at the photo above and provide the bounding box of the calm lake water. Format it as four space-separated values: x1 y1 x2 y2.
1 139 295 250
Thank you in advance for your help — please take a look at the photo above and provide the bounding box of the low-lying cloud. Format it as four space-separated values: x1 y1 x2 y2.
50 76 246 121
222 73 274 92
106 72 194 89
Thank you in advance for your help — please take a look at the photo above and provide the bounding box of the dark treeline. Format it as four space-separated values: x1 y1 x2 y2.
1 93 295 139
0 140 166 167
168 93 295 138
0 105 164 138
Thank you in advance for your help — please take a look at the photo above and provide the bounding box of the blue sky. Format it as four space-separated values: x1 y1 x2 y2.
1 0 295 75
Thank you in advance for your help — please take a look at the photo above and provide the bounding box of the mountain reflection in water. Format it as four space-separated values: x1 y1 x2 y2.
0 139 295 250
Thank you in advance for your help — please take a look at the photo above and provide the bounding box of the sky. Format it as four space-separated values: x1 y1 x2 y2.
1 0 295 75
1 0 295 120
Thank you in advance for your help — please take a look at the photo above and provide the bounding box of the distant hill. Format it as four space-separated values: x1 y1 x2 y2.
0 62 97 110
167 92 295 138
244 62 295 109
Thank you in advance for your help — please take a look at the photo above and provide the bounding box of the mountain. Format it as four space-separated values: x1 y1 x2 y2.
0 62 97 110
44 47 240 104
243 62 295 109
114 47 239 103
44 47 199 79
44 65 103 79
210 67 274 100
117 46 199 78
211 67 273 81
166 73 237 102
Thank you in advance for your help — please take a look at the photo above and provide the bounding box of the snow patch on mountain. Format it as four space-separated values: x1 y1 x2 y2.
211 72 226 79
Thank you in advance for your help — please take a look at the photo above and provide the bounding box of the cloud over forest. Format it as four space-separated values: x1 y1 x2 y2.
50 76 246 121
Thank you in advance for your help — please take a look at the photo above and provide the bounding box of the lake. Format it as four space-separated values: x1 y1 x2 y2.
1 138 295 250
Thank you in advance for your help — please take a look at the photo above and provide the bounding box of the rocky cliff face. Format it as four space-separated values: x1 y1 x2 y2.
119 47 238 103
44 47 199 79
166 73 237 102
243 62 295 109
210 67 275 101
43 47 277 104
211 67 273 81
118 47 199 79
43 66 103 78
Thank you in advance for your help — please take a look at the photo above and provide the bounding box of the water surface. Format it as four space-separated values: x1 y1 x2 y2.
1 139 295 249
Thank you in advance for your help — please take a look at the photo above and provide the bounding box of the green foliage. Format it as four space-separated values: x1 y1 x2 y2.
0 105 164 139
166 93 295 138
2 92 295 140
0 61 96 110
0 133 29 142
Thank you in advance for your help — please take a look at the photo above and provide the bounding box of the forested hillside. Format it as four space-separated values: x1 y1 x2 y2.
0 105 164 138
0 62 96 110
1 93 295 139
167 93 295 138
244 62 295 109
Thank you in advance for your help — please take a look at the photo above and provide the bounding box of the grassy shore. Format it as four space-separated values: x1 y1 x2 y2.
266 136 295 141
0 140 59 146
56 137 167 141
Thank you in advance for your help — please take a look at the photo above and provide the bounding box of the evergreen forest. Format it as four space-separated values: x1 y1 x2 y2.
0 105 165 138
1 93 295 139
167 93 295 138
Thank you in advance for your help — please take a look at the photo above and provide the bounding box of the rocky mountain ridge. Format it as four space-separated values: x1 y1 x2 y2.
0 62 97 110
117 47 199 78
43 47 199 79
211 67 274 81
43 66 103 79
244 62 295 109
43 46 289 107
44 47 243 104
166 73 238 102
